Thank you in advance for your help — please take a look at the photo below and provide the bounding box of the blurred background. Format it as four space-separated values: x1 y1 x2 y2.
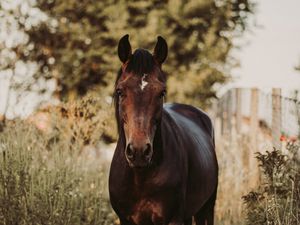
0 0 299 224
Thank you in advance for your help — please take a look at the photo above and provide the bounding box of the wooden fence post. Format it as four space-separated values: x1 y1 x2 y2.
250 88 259 151
235 88 242 134
227 89 233 140
221 93 229 136
248 88 260 187
272 88 282 149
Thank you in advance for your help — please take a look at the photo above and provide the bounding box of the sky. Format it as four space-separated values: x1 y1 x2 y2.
1 0 300 117
229 0 300 91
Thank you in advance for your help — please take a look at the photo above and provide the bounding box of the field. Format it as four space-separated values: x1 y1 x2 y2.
0 96 299 225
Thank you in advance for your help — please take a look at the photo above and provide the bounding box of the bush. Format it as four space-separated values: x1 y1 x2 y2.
243 143 300 225
0 113 117 224
29 93 117 147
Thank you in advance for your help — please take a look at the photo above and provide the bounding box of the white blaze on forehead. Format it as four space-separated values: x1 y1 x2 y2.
140 74 148 91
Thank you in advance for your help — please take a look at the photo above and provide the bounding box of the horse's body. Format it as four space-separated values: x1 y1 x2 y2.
109 35 218 225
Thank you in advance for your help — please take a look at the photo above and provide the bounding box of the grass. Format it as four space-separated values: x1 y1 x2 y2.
0 96 117 225
214 133 262 225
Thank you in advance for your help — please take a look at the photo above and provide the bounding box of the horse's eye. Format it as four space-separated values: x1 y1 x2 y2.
116 89 123 97
160 90 166 98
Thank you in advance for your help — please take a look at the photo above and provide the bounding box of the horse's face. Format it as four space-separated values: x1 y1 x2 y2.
116 70 166 167
115 35 168 168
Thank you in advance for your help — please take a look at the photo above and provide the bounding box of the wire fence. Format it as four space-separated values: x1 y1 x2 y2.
212 88 300 147
211 88 300 223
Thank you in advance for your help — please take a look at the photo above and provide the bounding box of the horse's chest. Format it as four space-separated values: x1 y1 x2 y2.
128 199 164 225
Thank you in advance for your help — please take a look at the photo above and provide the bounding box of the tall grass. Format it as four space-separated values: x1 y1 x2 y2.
0 96 117 225
214 133 265 225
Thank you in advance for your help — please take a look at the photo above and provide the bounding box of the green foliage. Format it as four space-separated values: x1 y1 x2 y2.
243 144 300 225
0 111 117 224
15 0 253 107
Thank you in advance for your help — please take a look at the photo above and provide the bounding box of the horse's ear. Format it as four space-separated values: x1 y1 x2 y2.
153 36 168 64
118 34 132 63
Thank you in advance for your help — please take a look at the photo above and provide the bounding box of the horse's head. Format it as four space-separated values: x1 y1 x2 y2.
114 35 168 168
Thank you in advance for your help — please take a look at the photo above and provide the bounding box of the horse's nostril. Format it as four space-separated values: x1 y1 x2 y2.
126 144 134 159
143 144 152 158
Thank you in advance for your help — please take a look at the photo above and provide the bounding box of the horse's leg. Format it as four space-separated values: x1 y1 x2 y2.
184 218 192 225
194 191 217 225
194 202 214 225
119 218 134 225
168 222 184 225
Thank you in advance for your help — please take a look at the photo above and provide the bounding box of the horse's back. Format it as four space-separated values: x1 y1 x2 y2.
163 103 218 217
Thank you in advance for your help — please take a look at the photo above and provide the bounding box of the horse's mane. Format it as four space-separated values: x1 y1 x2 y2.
113 69 123 134
126 49 154 76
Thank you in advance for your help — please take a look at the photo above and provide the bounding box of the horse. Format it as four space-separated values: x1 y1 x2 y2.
109 34 218 225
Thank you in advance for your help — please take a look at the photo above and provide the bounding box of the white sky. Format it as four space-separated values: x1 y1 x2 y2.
229 0 300 90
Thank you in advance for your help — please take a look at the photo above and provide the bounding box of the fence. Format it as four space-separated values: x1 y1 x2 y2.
212 88 300 149
210 87 300 224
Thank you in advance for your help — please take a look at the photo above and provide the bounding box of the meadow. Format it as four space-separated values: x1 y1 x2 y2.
0 95 299 224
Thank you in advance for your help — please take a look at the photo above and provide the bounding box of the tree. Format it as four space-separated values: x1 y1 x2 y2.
15 0 254 107
0 0 53 127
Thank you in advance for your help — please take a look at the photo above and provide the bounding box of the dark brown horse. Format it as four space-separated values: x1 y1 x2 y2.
109 35 218 225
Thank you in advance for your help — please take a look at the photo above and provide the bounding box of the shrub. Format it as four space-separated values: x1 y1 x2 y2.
29 93 117 147
243 143 300 225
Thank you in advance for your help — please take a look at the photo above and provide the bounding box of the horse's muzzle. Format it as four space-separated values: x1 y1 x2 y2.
125 142 153 168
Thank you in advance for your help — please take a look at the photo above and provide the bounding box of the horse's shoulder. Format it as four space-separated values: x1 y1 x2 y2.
163 103 208 117
163 103 213 135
